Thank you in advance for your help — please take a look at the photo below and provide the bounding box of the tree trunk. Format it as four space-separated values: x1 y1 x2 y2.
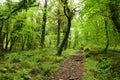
103 18 109 52
21 44 25 50
27 35 32 49
0 21 4 51
9 36 17 51
21 36 26 50
57 0 74 56
57 9 61 48
5 28 9 50
57 18 71 56
9 39 15 51
73 35 78 48
64 39 68 50
109 2 120 32
40 0 47 48
9 42 13 51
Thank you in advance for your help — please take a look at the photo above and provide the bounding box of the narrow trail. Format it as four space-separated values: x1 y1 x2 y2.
52 50 84 80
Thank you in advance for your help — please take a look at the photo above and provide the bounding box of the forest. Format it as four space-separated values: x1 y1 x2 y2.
0 0 120 80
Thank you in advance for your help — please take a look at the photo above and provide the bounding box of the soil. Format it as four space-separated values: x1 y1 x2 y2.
52 50 84 80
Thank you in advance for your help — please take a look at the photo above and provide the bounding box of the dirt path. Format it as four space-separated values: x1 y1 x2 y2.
52 50 84 80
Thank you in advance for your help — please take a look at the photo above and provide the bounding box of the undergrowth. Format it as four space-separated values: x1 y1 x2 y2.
0 48 75 80
83 49 120 80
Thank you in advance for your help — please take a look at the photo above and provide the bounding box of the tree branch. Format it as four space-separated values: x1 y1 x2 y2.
63 6 69 18
0 1 37 21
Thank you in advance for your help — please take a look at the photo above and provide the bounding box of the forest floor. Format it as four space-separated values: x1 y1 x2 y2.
52 50 84 80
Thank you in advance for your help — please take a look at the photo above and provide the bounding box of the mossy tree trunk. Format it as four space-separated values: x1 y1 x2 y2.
57 8 61 48
109 2 120 33
57 18 72 56
57 0 74 56
103 17 109 52
0 21 4 51
40 0 47 48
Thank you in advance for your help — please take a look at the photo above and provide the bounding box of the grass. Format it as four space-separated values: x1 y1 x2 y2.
0 48 76 80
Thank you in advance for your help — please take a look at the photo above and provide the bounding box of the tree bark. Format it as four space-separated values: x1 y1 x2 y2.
5 26 9 50
9 39 14 51
9 37 17 51
103 17 109 52
64 39 68 50
40 0 47 48
21 36 26 50
109 2 120 32
0 21 4 51
57 0 74 56
57 18 71 56
9 32 18 51
57 9 61 48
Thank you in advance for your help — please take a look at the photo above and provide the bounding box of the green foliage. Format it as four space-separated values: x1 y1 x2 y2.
41 62 51 75
83 57 98 80
83 50 120 80
83 71 98 80
0 0 120 80
96 58 112 80
0 48 75 80
62 49 76 57
84 58 98 70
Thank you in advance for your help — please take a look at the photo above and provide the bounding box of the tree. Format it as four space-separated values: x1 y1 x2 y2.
108 1 120 33
40 0 47 48
57 0 75 56
0 0 37 51
56 7 61 48
103 17 109 52
0 21 4 51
